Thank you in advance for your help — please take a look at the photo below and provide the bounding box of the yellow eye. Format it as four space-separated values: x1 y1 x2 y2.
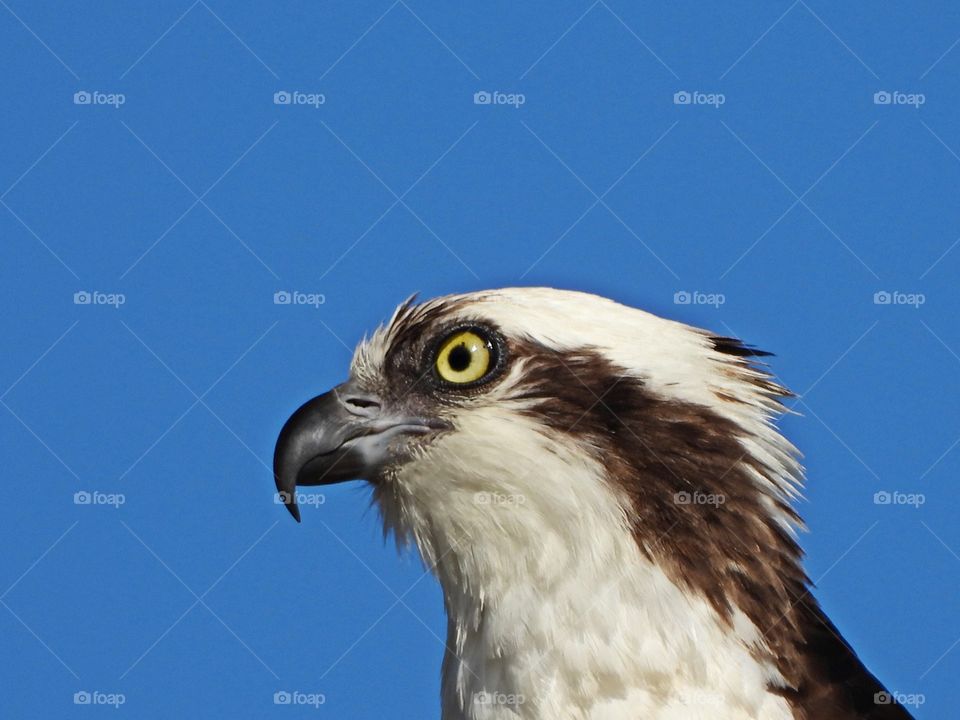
434 329 494 385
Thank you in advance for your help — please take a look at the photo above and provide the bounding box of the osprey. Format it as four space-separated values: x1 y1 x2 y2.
274 288 912 720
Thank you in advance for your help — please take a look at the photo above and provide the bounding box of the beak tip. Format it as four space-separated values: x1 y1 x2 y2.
274 476 302 523
287 502 301 523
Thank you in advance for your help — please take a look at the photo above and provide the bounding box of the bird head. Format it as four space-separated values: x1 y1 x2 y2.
274 287 802 601
273 288 916 720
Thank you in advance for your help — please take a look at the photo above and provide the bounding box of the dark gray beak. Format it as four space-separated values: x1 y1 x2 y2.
273 382 443 522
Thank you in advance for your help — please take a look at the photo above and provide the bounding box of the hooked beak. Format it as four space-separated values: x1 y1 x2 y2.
273 382 445 522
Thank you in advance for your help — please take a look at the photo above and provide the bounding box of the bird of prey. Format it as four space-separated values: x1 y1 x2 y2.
274 287 912 720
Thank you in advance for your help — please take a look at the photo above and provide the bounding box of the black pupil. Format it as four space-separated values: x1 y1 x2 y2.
448 343 473 372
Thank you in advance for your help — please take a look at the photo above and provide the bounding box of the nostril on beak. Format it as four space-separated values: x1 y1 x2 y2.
339 392 383 418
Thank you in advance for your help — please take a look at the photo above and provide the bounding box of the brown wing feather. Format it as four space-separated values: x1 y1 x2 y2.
776 593 915 719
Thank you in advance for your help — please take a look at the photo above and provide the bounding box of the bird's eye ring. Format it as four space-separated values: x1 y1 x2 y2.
433 327 499 386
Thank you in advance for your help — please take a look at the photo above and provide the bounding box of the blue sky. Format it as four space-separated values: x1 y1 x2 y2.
1 2 958 717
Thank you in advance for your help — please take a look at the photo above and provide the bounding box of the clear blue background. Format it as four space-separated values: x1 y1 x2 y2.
1 2 958 717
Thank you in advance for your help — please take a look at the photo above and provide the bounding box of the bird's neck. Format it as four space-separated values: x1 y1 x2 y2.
420 490 795 720
381 412 802 719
